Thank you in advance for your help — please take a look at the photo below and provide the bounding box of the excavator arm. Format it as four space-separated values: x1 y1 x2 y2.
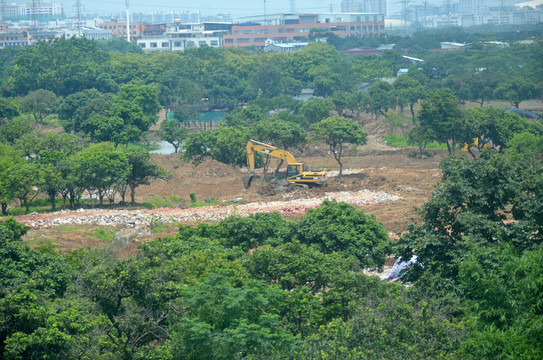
246 139 297 170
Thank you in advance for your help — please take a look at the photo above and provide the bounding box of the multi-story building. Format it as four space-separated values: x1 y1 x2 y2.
1 4 22 20
224 13 384 49
19 2 64 17
341 0 387 16
98 18 144 39
137 23 231 52
0 29 62 49
0 31 30 48
64 28 113 41
458 0 488 25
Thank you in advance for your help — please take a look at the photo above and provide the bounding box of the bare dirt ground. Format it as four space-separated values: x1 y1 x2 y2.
12 99 543 258
17 133 446 256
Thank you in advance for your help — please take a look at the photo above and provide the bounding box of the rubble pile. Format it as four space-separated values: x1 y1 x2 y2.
20 190 402 229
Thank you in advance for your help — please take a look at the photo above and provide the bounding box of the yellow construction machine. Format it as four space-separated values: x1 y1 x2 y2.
244 140 327 188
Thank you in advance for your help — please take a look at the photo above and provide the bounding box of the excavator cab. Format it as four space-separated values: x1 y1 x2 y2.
286 164 302 178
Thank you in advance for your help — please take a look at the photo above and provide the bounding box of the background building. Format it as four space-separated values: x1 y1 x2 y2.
98 18 143 39
224 13 385 49
341 0 387 16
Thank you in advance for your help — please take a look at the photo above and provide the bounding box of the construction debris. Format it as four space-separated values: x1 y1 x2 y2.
17 190 401 229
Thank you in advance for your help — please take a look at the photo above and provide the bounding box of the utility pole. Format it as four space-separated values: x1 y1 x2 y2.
125 0 130 42
499 0 504 25
444 0 451 25
31 0 39 30
74 0 83 37
398 0 410 36
423 0 428 28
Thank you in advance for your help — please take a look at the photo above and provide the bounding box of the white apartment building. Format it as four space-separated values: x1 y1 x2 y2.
19 2 64 17
137 24 226 52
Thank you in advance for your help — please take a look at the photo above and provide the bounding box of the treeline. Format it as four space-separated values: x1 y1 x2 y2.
0 34 542 214
0 139 167 215
1 144 542 358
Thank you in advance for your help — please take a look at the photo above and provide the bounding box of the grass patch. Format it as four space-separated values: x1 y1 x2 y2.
383 135 410 147
142 196 173 209
152 223 171 233
90 227 116 242
383 135 448 150
58 225 85 232
26 237 54 246
189 196 222 208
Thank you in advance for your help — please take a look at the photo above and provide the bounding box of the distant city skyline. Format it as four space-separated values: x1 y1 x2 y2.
2 0 528 19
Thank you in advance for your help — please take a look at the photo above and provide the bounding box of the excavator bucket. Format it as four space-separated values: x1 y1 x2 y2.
243 174 255 189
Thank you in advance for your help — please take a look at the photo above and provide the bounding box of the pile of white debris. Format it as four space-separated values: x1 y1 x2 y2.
18 190 402 229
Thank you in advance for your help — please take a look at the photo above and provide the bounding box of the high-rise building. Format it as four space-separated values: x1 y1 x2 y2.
20 2 64 17
458 0 487 15
341 0 387 16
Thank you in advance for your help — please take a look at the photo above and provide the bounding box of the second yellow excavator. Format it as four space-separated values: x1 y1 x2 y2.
245 140 327 188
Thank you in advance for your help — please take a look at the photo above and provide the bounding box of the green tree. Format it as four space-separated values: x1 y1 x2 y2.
116 84 162 120
395 152 543 287
417 89 463 154
158 119 188 154
299 98 334 127
59 89 113 133
83 99 150 146
295 199 391 268
8 160 41 214
495 78 537 108
458 71 501 107
0 145 23 214
250 64 284 98
181 130 216 166
368 80 394 117
0 117 32 145
123 145 169 205
225 104 266 127
171 274 294 360
505 132 543 163
393 75 425 122
75 142 130 206
408 125 435 156
311 116 367 176
8 37 114 97
211 126 251 167
0 97 20 122
20 89 59 124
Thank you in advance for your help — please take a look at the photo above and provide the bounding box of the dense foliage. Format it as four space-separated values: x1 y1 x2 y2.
0 27 542 358
2 145 542 358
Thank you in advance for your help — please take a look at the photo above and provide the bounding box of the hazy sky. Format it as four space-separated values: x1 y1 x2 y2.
63 0 338 17
57 0 524 18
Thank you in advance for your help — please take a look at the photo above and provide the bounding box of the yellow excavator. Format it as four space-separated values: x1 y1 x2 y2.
245 139 327 188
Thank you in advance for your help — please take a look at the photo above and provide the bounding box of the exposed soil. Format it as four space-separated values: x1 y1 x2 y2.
12 99 541 257
15 134 445 256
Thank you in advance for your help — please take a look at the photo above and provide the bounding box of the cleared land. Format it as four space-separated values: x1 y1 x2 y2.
16 134 447 256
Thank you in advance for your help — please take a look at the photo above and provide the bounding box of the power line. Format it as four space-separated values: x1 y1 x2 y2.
423 0 428 28
31 0 39 30
126 0 130 42
397 0 410 36
444 0 451 25
74 0 83 37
